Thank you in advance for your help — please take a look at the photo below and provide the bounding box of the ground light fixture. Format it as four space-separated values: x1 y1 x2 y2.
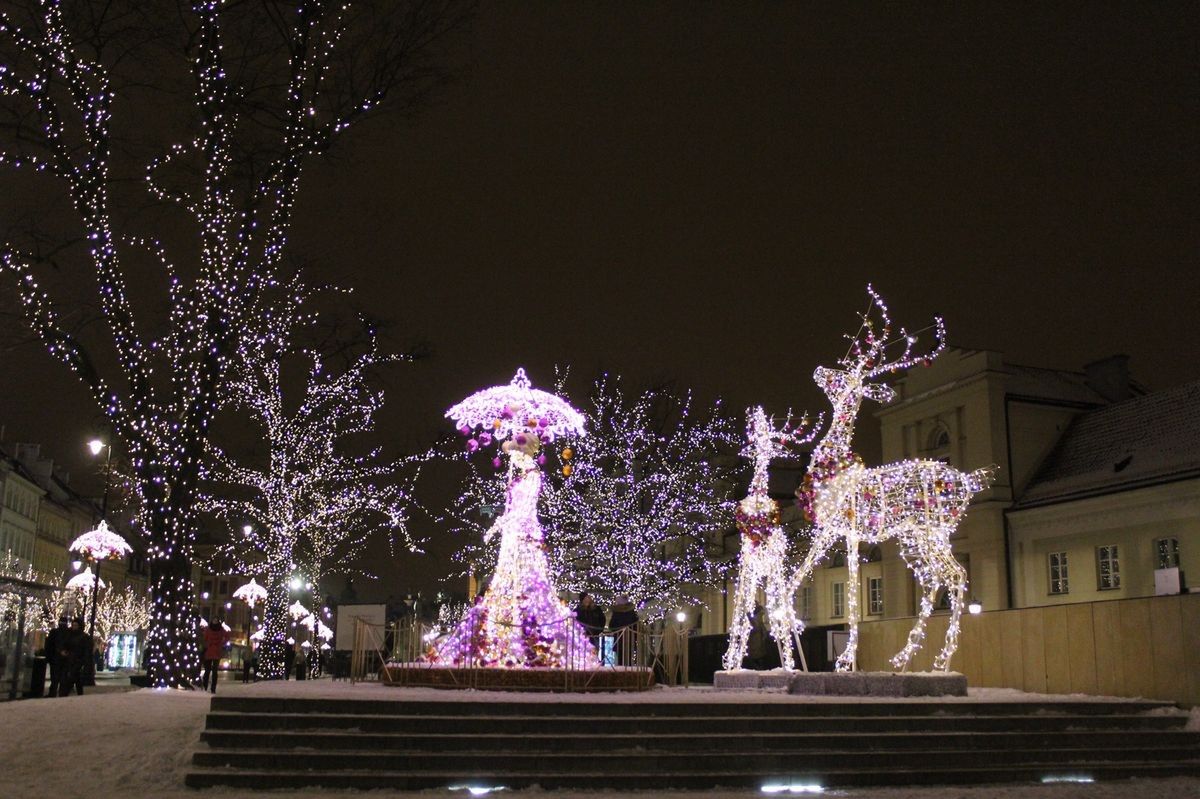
761 782 824 794
675 611 687 623
448 786 508 796
968 598 983 615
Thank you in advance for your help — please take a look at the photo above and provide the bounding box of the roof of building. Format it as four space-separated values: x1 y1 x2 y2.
1015 379 1200 508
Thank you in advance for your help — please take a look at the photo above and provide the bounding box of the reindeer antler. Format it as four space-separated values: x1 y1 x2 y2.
741 407 822 460
839 284 946 377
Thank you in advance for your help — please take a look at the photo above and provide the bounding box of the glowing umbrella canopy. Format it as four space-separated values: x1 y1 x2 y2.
233 578 268 608
66 567 104 592
446 367 586 445
69 520 132 560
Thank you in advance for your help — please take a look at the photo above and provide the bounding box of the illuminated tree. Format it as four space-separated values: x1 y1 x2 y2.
0 1 472 686
454 375 743 620
202 281 424 678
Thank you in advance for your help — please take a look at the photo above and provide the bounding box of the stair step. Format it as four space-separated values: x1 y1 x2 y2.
198 727 1200 752
184 760 1200 790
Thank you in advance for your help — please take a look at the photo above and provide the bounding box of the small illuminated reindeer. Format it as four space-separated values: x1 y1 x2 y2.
794 287 994 672
723 406 819 672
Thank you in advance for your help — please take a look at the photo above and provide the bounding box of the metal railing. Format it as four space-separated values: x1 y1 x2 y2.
350 615 690 691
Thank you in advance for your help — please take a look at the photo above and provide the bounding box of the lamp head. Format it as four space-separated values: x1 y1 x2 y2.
87 439 105 456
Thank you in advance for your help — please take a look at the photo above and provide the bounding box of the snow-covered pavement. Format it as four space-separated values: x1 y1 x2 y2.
1 679 1197 798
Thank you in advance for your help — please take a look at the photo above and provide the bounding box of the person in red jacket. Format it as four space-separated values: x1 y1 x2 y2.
201 618 230 694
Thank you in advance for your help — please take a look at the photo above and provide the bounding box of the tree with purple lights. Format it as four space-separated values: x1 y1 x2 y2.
201 280 424 679
0 1 472 686
454 375 743 621
434 368 599 669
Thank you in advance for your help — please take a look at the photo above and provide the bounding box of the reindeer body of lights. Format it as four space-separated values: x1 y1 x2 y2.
722 407 818 672
794 287 994 672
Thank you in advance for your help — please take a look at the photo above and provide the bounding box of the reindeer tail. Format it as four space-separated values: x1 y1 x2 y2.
965 465 998 494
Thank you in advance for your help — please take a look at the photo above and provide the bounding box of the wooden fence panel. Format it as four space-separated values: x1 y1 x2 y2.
1065 603 1097 695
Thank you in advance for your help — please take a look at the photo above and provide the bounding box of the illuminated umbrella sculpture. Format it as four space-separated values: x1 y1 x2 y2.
69 521 131 668
233 578 269 652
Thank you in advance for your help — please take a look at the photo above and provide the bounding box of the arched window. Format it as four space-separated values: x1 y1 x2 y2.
926 423 951 453
830 550 846 568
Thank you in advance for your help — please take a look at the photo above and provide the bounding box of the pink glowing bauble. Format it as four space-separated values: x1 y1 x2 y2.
538 417 548 428
466 439 479 452
537 454 546 465
515 433 527 446
479 432 493 446
493 457 502 469
501 407 514 420
458 425 470 437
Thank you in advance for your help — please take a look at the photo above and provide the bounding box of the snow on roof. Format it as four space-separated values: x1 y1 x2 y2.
1015 379 1200 508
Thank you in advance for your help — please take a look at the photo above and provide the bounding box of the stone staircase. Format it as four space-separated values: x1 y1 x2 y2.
185 694 1200 791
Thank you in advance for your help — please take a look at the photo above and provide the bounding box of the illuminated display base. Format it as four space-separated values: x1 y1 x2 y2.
383 662 653 692
786 670 968 697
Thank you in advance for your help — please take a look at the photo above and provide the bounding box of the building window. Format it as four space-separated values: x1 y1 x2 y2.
832 582 845 618
798 585 812 620
218 579 228 595
867 577 883 615
1096 545 1120 590
1156 538 1181 569
830 550 846 568
1049 551 1069 595
202 579 213 595
865 545 882 563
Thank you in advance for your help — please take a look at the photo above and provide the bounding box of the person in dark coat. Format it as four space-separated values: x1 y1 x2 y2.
58 618 89 696
45 616 68 698
283 640 296 680
573 593 606 650
201 618 230 693
608 596 639 667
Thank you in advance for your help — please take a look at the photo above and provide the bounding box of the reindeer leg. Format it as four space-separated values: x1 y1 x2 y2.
893 560 939 672
764 535 796 671
836 528 861 672
722 542 757 671
933 550 968 671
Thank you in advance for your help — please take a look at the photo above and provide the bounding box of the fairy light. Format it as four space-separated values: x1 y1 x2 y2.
200 279 424 678
432 369 599 669
722 406 817 672
453 374 743 619
0 3 464 688
794 286 993 672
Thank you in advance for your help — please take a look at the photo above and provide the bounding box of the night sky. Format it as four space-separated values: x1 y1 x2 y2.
2 3 1197 600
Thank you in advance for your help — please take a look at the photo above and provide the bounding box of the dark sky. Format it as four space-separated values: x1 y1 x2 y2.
3 3 1198 601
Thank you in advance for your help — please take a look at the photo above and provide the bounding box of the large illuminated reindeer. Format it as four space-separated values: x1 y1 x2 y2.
794 287 994 672
722 406 819 672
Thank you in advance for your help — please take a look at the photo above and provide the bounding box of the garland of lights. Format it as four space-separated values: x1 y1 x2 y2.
452 373 743 619
0 2 466 688
792 286 993 672
201 279 424 679
722 406 817 672
432 369 599 669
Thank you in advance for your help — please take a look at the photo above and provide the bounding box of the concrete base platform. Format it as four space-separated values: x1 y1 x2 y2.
712 669 795 690
382 663 653 692
788 670 968 697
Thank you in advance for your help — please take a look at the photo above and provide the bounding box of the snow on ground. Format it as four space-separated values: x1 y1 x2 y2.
1 678 1197 799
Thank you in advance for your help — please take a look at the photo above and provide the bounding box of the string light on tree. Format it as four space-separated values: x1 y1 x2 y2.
200 278 424 679
793 286 994 672
722 406 818 672
0 0 471 688
433 368 598 669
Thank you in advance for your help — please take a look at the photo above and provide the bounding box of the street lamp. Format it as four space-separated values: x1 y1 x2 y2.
968 598 983 615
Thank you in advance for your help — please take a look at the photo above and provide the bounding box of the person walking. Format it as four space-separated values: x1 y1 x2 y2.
608 596 638 667
201 618 230 694
58 618 89 696
44 616 68 698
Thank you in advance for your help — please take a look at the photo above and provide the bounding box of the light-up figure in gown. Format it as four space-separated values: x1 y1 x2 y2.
433 369 600 669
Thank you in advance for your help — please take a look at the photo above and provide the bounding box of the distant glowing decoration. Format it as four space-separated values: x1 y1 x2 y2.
794 286 994 672
70 521 132 562
433 369 598 668
288 601 311 621
232 579 268 610
67 567 105 592
723 407 818 672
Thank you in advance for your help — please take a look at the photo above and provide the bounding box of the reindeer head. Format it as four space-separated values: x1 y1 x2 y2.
812 286 946 455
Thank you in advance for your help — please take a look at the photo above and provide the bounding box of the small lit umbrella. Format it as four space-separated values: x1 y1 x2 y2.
288 601 310 620
67 567 104 592
69 520 132 560
446 367 586 446
249 628 265 641
233 578 268 609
